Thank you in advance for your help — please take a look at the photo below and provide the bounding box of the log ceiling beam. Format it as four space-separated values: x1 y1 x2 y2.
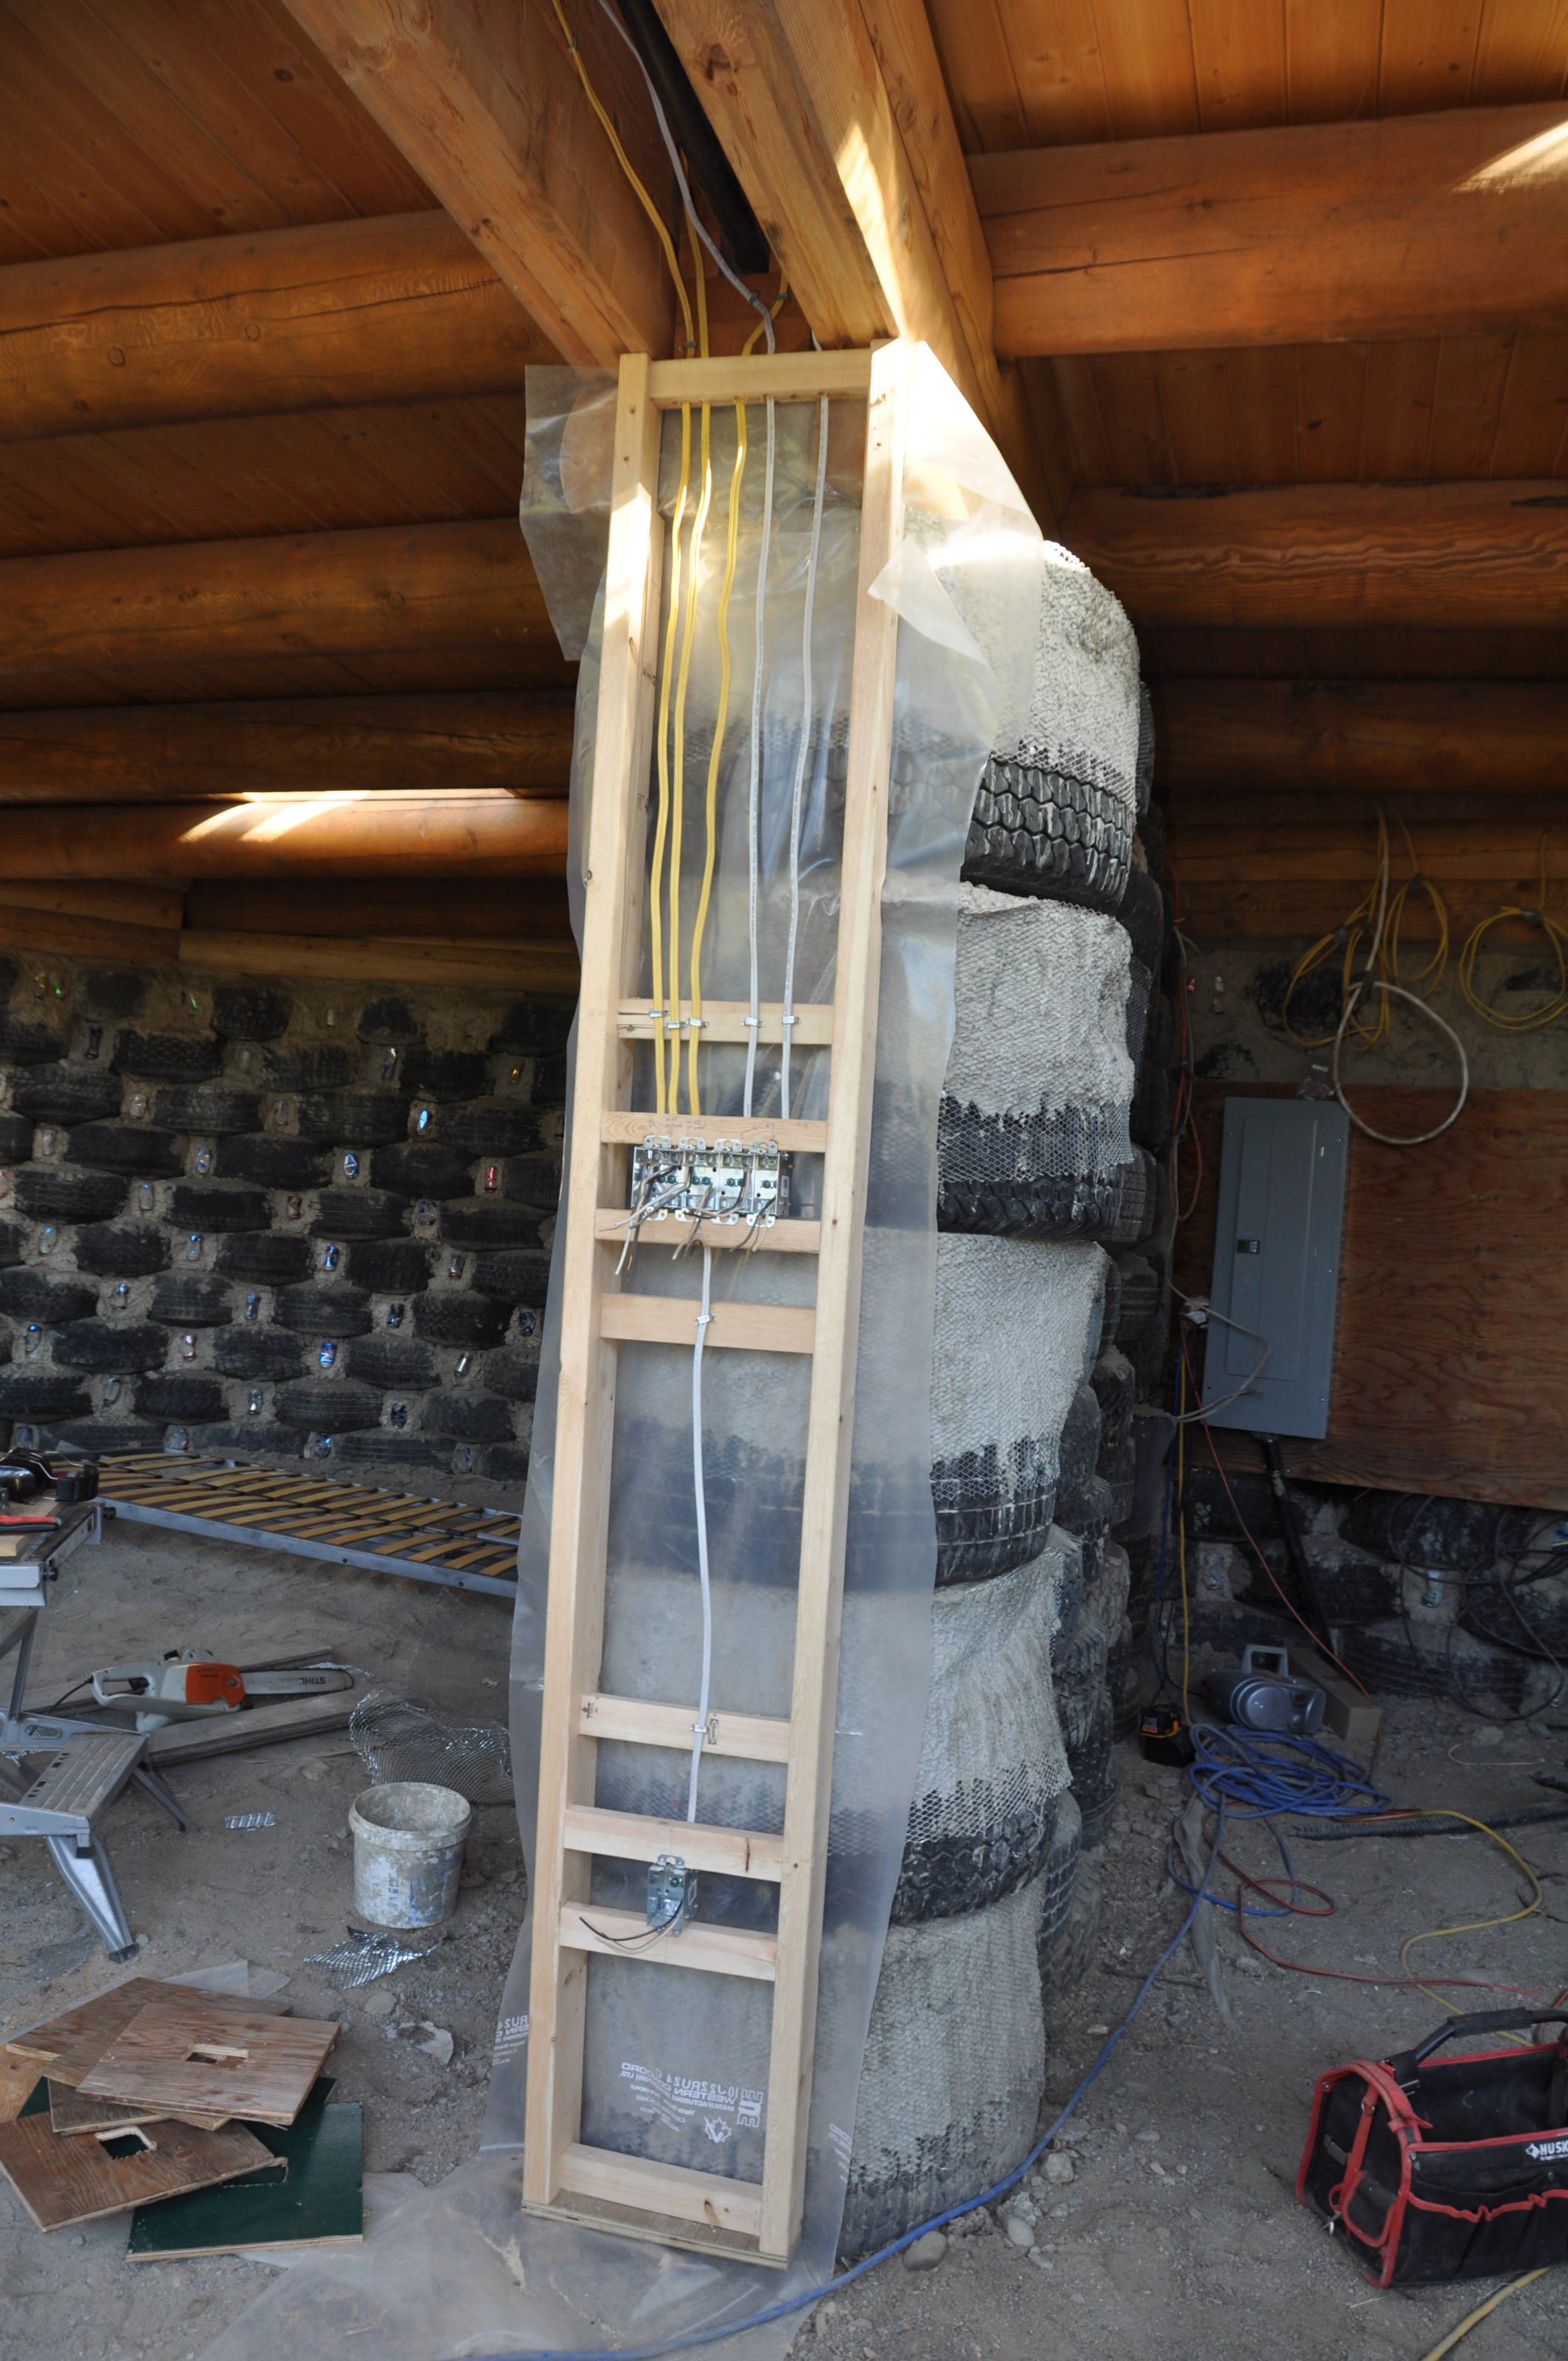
1153 680 1568 799
976 102 1568 355
278 0 673 366
0 522 550 684
1066 484 1568 631
652 0 1067 530
0 214 555 443
0 794 567 883
0 692 574 803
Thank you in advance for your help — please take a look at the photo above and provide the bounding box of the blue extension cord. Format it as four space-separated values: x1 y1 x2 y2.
444 1805 1230 2361
1168 1723 1392 1923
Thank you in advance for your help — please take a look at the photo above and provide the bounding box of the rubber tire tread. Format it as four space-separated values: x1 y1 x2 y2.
962 755 1133 913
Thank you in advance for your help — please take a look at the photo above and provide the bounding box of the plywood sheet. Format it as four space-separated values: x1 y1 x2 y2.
4 1976 286 2089
127 2081 363 2260
1179 1084 1568 1508
0 2109 274 2230
47 2078 224 2137
79 2002 337 2127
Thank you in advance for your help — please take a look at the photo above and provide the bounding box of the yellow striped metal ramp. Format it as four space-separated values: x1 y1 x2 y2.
98 1454 520 1599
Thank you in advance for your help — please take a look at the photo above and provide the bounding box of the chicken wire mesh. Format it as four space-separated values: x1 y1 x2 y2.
348 1695 513 1807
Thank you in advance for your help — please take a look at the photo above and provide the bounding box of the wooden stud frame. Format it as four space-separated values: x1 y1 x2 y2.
523 341 909 2266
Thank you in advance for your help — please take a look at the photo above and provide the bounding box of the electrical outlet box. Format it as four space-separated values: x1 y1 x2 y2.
1201 1098 1350 1440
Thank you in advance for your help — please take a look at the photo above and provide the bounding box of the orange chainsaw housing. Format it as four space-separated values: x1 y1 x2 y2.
179 1662 246 1708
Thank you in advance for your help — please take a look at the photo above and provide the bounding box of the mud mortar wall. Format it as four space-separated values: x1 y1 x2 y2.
0 950 571 1485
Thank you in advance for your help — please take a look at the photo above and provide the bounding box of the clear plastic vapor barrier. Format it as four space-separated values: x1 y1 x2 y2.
201 347 1046 2361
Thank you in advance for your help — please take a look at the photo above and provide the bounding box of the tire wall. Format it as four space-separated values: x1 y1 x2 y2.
841 565 1151 2260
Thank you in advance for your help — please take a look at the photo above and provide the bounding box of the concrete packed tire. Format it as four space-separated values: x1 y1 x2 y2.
1085 1540 1132 1637
1100 1147 1161 1245
939 888 1133 1241
932 1235 1106 1585
1054 1383 1103 1519
1463 1567 1568 1661
1099 1429 1136 1526
1040 1846 1101 2006
1338 1617 1548 1716
892 1543 1070 1925
1034 1788 1082 1954
839 1869 1048 2260
1340 1491 1533 1573
1090 1346 1136 1456
1136 682 1155 818
1106 1611 1143 1739
1111 1250 1160 1343
1117 867 1166 989
1048 1527 1085 1664
1054 1473 1113 1661
962 760 1133 911
1051 1613 1108 1758
1070 1685 1119 1848
947 540 1140 917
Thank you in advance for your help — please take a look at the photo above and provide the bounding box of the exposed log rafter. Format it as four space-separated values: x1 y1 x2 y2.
653 0 1064 528
0 523 551 683
0 693 574 802
0 214 555 443
1153 681 1568 799
1068 484 1568 631
976 102 1568 356
278 0 675 366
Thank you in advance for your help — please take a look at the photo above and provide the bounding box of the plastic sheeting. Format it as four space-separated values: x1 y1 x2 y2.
201 345 1046 2361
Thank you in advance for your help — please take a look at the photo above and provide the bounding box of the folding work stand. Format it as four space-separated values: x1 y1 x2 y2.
523 342 911 2267
0 1500 187 1958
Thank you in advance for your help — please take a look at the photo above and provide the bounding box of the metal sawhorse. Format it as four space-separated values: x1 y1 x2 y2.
0 1501 186 1958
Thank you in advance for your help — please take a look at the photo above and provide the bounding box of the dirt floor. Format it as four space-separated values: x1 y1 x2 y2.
0 1513 518 2361
3 1524 1568 2361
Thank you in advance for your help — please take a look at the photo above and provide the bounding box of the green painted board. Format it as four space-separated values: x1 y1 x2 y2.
18 2079 47 2118
126 2078 362 2260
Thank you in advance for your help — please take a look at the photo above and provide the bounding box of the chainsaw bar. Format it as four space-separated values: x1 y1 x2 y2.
242 1667 356 1697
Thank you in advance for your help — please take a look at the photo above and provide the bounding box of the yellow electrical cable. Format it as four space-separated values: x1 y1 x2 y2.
549 0 694 1114
649 408 692 1114
1394 1809 1544 2018
1456 839 1568 1032
1282 810 1453 1057
687 399 747 1114
1418 2268 1550 2361
548 0 694 356
741 272 789 358
667 232 712 1117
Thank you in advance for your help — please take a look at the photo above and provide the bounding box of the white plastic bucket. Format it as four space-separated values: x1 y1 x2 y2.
349 1781 471 1929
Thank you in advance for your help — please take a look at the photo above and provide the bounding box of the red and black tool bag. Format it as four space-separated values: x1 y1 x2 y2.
1298 2008 1568 2285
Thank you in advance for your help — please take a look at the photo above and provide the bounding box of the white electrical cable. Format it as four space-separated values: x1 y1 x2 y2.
1332 978 1470 1146
592 0 775 352
780 395 829 1122
686 1244 715 1822
743 398 777 1117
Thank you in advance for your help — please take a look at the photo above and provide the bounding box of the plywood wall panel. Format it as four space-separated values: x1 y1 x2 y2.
1178 1084 1568 1508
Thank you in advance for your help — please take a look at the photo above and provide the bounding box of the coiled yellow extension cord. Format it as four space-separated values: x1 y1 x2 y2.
1456 840 1568 1032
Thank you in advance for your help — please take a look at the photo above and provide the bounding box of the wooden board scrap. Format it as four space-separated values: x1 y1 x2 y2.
127 2080 362 2260
79 2002 337 2128
47 2078 225 2137
0 2110 275 2230
4 1978 287 2090
0 2047 39 2123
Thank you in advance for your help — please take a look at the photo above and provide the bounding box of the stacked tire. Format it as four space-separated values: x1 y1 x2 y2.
842 540 1150 2257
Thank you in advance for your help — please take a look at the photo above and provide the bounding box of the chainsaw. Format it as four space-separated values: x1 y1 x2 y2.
90 1655 356 1732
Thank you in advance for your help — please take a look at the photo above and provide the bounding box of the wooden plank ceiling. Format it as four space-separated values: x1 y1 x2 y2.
2 0 1567 972
928 0 1568 941
0 0 605 978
